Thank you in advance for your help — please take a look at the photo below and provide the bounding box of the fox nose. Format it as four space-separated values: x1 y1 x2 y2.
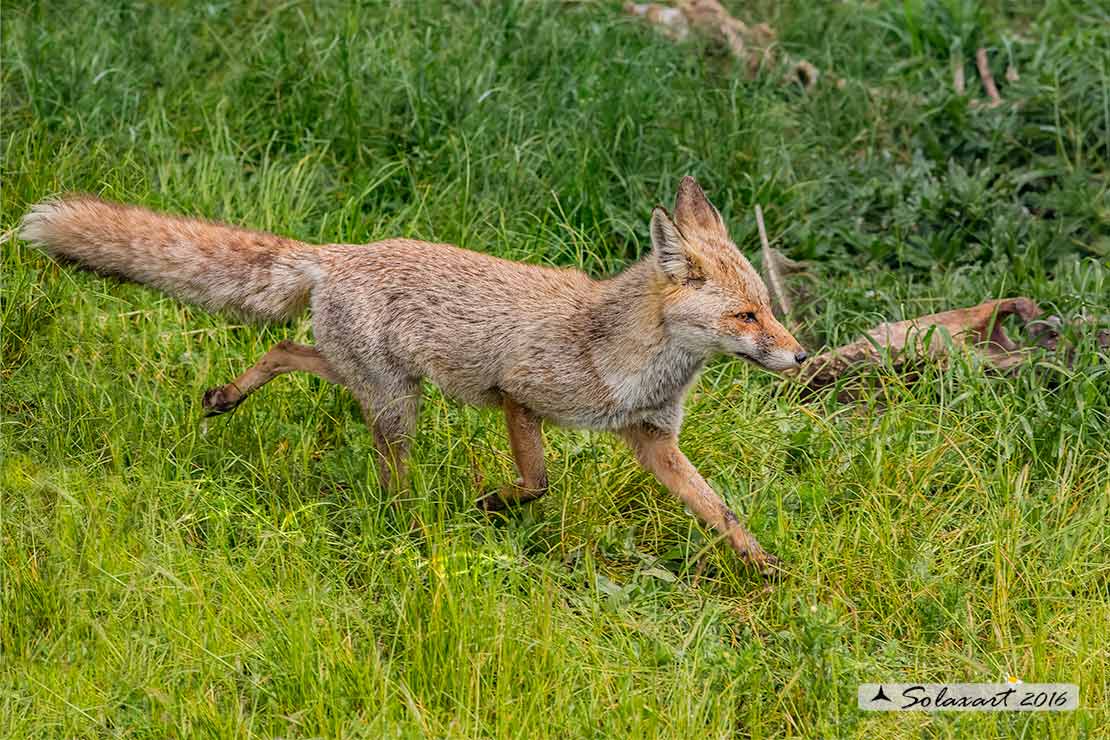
794 351 808 364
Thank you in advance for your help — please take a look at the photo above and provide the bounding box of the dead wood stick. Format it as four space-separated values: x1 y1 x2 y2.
788 298 1043 391
755 205 791 317
975 47 1002 107
952 52 966 95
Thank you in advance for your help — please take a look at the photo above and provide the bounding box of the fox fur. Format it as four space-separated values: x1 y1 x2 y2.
20 177 806 572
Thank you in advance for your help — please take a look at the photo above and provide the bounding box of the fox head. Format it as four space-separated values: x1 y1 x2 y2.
650 177 806 371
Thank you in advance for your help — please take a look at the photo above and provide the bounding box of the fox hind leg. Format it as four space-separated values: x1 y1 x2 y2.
477 395 549 512
202 340 343 416
356 380 422 493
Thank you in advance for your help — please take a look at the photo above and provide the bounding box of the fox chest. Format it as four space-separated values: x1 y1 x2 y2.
547 353 704 432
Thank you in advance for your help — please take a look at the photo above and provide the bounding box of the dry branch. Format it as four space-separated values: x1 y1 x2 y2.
975 47 1002 107
788 298 1044 391
952 52 966 95
625 0 822 91
754 205 792 317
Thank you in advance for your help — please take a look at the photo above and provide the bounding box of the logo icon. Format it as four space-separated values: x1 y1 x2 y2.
871 686 892 703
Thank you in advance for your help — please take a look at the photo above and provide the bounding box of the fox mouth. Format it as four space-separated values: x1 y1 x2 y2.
732 350 768 368
732 350 797 373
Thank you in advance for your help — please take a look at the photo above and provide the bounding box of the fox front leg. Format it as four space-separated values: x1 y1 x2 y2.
621 423 780 575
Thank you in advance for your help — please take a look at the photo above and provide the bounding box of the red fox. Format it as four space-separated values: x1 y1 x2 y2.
20 177 806 572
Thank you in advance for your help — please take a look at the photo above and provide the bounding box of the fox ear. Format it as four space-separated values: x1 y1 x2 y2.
674 176 726 237
651 206 693 282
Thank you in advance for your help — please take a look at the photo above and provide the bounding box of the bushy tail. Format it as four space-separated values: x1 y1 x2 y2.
19 195 319 322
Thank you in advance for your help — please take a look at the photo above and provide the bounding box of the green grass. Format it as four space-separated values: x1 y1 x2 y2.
2 0 1108 736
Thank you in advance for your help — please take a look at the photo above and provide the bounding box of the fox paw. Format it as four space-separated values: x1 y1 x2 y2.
475 491 508 512
748 550 783 579
476 479 547 512
202 386 244 417
731 542 783 578
476 487 520 512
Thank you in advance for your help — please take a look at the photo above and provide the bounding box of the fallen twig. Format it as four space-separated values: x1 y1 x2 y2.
788 298 1043 391
625 0 822 91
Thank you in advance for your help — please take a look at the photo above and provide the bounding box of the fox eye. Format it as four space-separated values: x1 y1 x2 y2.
737 311 757 323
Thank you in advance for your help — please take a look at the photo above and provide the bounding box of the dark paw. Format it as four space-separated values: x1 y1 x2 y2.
476 490 510 512
750 550 783 579
476 481 546 513
731 539 784 579
202 386 243 417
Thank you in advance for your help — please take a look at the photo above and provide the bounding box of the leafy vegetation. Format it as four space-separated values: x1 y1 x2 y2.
2 1 1107 736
